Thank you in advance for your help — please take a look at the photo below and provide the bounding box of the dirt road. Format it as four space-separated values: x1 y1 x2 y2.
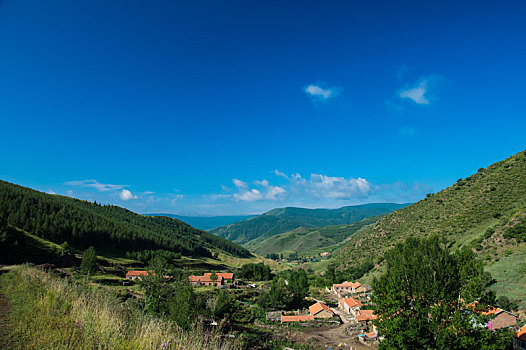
282 324 371 350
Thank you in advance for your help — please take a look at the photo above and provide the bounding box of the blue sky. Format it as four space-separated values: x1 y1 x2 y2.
1 0 525 215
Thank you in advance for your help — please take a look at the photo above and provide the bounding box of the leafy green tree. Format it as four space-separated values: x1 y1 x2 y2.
267 277 291 309
80 246 98 275
372 237 513 350
289 268 309 308
214 290 233 318
141 258 200 330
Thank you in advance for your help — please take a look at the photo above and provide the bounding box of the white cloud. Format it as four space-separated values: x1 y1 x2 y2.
119 189 137 201
398 75 443 105
232 178 248 189
304 84 341 101
255 179 269 187
286 172 372 199
47 190 56 194
67 190 74 196
400 80 429 104
65 179 127 192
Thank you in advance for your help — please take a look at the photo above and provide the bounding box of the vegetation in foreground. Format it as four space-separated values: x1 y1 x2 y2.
0 265 238 350
373 237 514 350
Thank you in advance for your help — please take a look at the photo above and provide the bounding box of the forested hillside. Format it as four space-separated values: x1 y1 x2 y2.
210 203 408 245
244 215 383 257
0 180 252 260
334 149 526 305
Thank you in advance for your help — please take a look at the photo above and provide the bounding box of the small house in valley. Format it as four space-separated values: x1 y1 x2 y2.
188 272 235 287
339 297 363 316
468 302 517 330
356 309 377 322
125 270 149 280
514 325 526 350
309 301 334 319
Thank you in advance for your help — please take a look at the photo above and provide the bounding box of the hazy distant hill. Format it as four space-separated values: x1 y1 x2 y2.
334 149 526 306
0 180 252 264
145 214 255 231
244 215 384 257
209 203 409 245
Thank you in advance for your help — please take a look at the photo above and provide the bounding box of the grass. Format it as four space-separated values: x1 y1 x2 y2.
485 252 526 308
0 265 240 350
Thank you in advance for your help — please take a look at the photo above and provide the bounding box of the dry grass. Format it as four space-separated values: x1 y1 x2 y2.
0 265 240 350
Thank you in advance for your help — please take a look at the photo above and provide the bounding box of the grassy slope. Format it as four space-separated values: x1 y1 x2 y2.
244 215 383 257
0 265 237 350
210 203 408 245
334 149 526 306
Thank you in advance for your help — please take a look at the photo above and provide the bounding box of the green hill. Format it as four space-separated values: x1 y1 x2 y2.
0 180 252 264
244 215 383 257
145 214 255 230
334 149 526 306
209 203 409 245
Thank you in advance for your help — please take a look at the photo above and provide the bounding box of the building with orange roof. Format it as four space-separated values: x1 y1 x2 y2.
514 325 526 350
125 270 149 280
309 301 334 319
281 314 314 323
204 272 235 284
357 309 377 322
188 274 224 287
339 297 363 316
467 301 517 330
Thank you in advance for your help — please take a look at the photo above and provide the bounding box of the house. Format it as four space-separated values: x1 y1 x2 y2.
365 331 378 341
468 302 517 330
309 302 334 319
332 281 362 296
514 325 526 350
125 270 149 280
356 309 377 322
204 272 235 284
281 314 314 323
339 297 363 316
188 274 224 286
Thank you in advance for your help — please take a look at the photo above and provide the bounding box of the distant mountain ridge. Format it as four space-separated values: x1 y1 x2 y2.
244 215 385 257
333 149 526 306
145 214 255 231
209 203 409 245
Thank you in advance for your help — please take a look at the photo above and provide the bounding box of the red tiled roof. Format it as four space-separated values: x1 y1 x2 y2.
357 309 377 321
204 272 234 280
365 331 377 339
351 282 362 289
281 315 314 323
126 271 149 277
339 297 363 308
516 325 526 341
333 281 353 288
309 302 333 316
188 275 223 283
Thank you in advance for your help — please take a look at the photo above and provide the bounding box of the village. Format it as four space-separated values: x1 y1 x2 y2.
123 267 525 350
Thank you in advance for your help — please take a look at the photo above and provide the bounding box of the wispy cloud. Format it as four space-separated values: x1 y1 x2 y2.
399 126 416 137
304 83 341 102
398 75 443 105
119 189 137 201
65 179 127 192
286 172 372 200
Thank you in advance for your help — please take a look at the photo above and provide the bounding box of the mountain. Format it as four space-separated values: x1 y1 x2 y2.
244 215 384 257
209 203 409 245
0 180 252 264
145 214 255 231
334 149 526 306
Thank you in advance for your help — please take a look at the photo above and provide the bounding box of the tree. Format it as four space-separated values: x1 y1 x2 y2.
372 237 513 350
80 246 98 275
214 290 233 318
288 268 309 308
